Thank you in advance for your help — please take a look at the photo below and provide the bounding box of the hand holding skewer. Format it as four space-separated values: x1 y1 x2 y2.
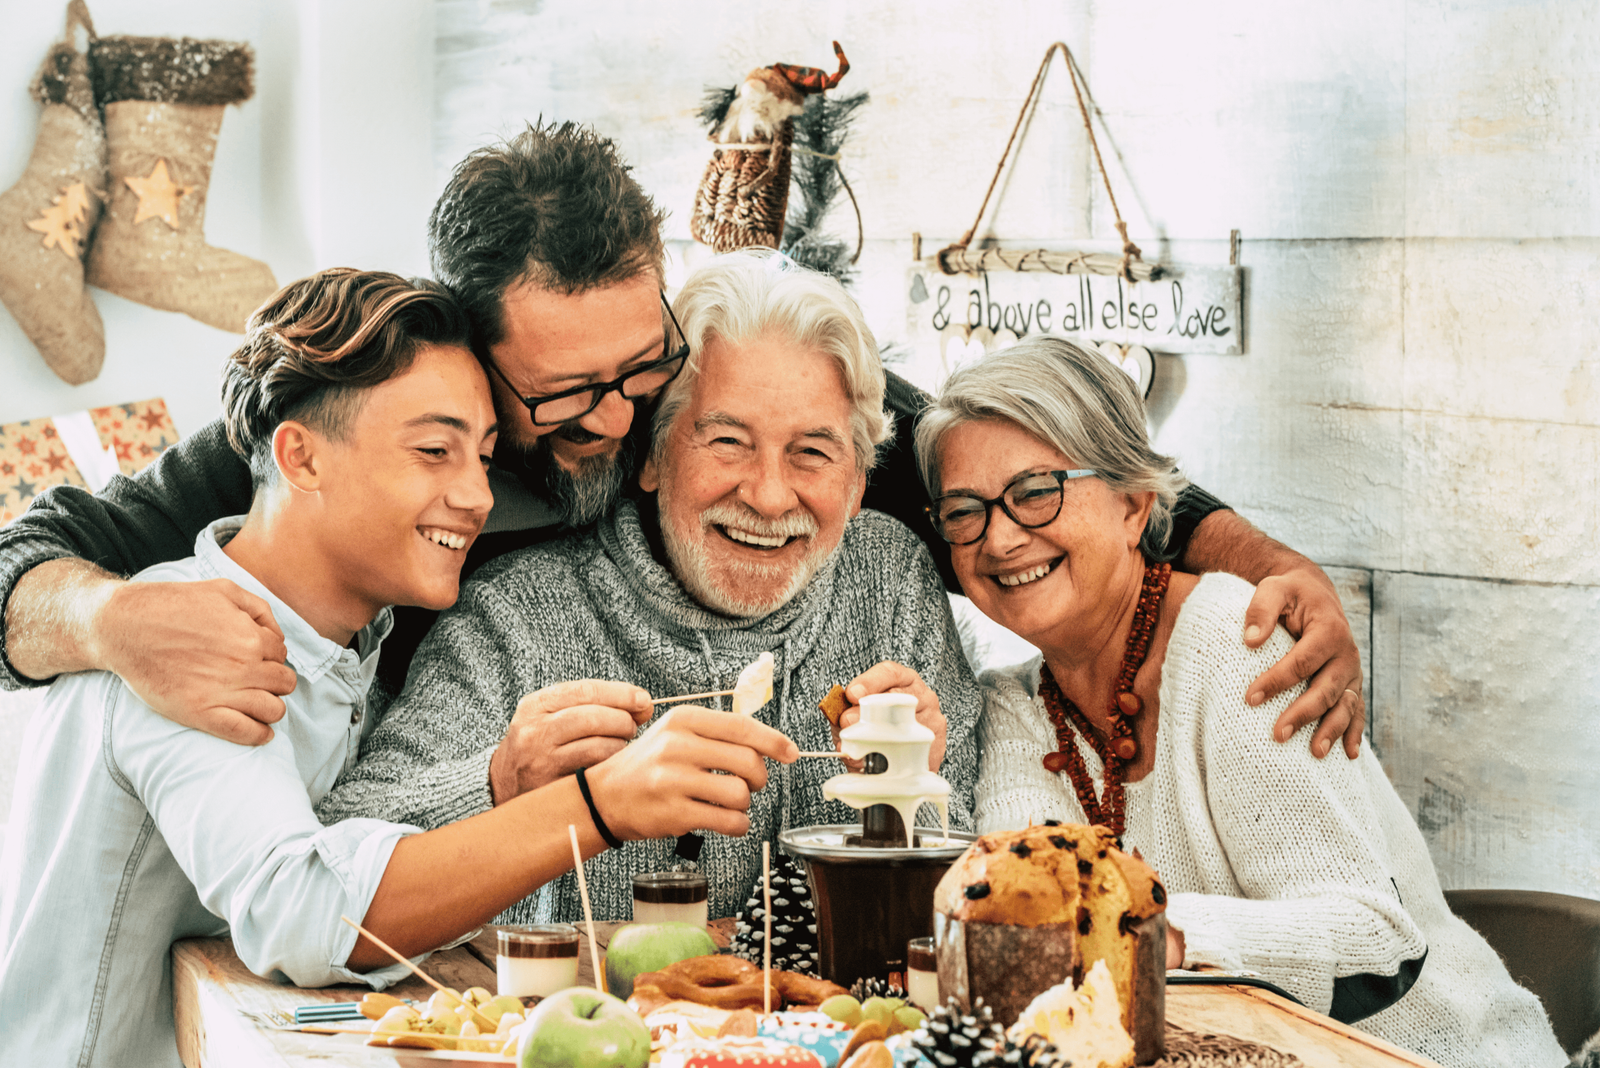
490 679 652 805
827 661 947 773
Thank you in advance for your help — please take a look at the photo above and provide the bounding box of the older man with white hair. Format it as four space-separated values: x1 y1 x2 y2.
316 249 980 925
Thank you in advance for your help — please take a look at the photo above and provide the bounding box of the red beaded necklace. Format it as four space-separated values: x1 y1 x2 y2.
1038 560 1171 836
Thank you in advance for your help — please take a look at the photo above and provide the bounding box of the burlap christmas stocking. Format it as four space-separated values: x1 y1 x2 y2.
85 35 276 333
0 1 108 385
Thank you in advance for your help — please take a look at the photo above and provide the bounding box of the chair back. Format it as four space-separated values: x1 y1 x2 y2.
1445 887 1600 1054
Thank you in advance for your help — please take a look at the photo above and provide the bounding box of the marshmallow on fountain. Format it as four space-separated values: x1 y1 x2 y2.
732 652 775 716
821 693 950 848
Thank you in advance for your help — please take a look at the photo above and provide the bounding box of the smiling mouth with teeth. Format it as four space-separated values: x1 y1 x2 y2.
997 561 1054 587
719 526 798 550
420 527 469 551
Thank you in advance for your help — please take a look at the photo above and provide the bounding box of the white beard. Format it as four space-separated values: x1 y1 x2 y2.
659 488 841 620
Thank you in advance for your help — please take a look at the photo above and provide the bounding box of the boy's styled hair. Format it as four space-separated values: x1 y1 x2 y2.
221 268 473 487
427 120 668 357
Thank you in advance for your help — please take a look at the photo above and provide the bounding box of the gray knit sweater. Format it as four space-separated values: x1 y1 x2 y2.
315 500 980 925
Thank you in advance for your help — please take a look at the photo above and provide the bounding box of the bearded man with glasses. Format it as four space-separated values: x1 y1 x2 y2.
481 291 691 529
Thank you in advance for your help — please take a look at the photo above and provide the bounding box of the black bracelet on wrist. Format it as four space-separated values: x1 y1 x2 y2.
575 766 624 850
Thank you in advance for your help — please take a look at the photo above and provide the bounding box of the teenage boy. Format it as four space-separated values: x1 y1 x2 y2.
0 269 794 1068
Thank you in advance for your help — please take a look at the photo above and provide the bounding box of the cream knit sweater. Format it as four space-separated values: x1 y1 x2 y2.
976 572 1565 1068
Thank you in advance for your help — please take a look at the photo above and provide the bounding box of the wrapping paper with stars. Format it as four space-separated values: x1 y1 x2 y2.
0 398 178 525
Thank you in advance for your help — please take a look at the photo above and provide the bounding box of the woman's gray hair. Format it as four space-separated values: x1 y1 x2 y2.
654 249 891 472
914 336 1187 560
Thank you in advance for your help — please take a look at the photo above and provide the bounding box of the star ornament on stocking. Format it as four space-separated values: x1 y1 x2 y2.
124 159 193 229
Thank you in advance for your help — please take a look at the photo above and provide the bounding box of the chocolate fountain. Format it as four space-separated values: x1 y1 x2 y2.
780 694 976 987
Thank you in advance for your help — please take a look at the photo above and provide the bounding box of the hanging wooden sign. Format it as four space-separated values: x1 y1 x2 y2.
898 260 1242 395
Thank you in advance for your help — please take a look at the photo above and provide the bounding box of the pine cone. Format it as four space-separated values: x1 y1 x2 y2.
849 976 907 1002
729 853 820 976
998 1032 1071 1067
911 997 1005 1068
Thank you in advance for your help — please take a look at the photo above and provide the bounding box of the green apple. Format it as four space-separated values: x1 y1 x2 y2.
518 988 650 1068
601 922 718 999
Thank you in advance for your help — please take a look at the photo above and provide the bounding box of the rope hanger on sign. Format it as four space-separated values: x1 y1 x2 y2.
936 41 1161 284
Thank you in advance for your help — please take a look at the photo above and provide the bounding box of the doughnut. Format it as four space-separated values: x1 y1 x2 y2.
629 956 848 1016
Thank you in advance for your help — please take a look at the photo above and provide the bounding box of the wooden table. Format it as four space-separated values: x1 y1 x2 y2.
174 925 1440 1068
173 921 731 1067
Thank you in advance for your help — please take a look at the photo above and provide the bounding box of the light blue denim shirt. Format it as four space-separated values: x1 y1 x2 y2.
0 517 421 1067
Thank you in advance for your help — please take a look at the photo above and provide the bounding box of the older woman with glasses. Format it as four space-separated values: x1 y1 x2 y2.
913 337 1562 1068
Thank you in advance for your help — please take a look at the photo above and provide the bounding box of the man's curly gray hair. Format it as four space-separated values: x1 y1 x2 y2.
653 249 891 472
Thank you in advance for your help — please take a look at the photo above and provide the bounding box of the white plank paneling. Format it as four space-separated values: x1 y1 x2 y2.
1371 570 1600 896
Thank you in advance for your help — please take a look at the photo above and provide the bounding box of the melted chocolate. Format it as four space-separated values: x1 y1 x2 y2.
633 882 708 905
806 855 951 987
499 937 578 959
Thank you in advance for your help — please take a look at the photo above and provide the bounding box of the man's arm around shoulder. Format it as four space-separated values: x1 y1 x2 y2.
1179 508 1365 759
0 419 294 743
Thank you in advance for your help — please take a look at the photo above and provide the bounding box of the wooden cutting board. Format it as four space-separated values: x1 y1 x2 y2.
1166 983 1442 1068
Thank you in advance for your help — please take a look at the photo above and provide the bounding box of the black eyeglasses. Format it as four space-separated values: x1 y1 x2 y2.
926 469 1097 546
486 291 691 426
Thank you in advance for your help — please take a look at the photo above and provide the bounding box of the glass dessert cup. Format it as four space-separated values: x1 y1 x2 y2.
631 870 710 928
496 924 579 998
907 936 939 1010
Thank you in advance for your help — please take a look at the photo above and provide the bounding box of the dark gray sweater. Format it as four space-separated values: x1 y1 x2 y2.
314 500 982 925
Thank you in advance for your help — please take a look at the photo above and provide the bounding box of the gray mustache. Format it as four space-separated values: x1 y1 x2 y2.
699 504 819 539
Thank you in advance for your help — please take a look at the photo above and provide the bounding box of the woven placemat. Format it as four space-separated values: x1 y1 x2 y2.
1153 1023 1305 1067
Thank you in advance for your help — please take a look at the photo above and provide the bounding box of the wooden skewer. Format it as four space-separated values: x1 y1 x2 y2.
338 916 497 1032
568 824 606 993
649 689 735 705
762 840 773 1015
